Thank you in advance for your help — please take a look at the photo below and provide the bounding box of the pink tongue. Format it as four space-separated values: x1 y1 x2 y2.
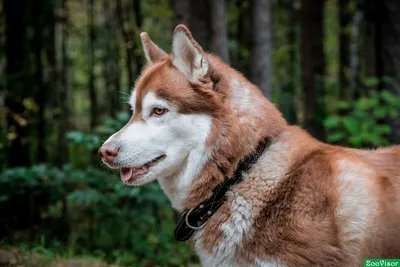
120 167 148 182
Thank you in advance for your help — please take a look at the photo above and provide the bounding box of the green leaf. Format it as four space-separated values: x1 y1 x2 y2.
374 106 387 118
337 101 351 110
362 76 380 87
65 131 84 142
324 116 340 128
388 108 398 118
349 136 363 148
356 97 372 110
327 132 346 143
342 117 359 133
380 90 398 105
375 124 392 135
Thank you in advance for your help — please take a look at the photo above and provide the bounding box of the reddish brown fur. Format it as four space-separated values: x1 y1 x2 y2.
129 26 400 266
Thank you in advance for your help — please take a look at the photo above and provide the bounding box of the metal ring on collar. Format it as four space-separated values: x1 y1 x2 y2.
184 207 208 230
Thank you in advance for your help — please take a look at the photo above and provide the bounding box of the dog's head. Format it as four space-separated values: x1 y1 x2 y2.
99 25 224 186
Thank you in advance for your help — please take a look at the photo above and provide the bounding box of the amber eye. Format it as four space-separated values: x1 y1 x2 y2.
152 107 168 116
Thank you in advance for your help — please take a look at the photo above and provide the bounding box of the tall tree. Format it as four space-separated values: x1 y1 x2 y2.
116 0 135 88
32 0 46 163
170 0 190 26
4 0 31 166
211 0 230 63
44 0 58 162
279 0 298 124
363 0 377 79
234 0 251 75
300 0 326 140
56 0 70 165
88 0 98 130
133 0 143 74
170 1 210 51
102 0 121 116
349 1 363 97
376 0 400 143
250 0 272 99
189 0 210 49
32 0 56 163
339 0 351 101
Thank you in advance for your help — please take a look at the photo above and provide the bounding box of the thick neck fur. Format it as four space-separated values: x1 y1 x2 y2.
158 55 287 211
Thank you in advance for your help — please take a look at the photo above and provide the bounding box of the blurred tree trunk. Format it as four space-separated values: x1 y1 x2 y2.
339 0 351 101
300 0 326 140
189 0 210 49
45 1 58 163
234 0 251 75
170 0 190 25
250 0 272 99
350 1 363 98
88 0 98 130
280 0 297 124
376 0 400 144
170 1 210 50
235 0 244 67
102 0 121 117
32 0 56 163
32 0 47 163
57 0 71 243
4 0 31 167
133 0 143 73
363 0 377 79
363 0 377 85
56 0 70 165
116 0 135 88
211 0 229 63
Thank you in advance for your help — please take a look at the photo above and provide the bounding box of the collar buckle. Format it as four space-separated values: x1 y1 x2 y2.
184 207 208 230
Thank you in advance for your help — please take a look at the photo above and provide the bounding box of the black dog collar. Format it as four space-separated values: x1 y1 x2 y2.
174 138 270 241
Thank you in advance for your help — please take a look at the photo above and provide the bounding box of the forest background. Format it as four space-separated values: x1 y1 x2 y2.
1 0 400 266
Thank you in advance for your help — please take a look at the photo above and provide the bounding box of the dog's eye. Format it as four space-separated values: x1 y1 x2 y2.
152 107 168 116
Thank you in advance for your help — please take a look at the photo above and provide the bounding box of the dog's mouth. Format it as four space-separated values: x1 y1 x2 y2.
119 155 166 183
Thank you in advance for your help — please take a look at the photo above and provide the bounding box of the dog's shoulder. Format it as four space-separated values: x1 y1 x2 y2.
193 128 400 266
195 127 345 266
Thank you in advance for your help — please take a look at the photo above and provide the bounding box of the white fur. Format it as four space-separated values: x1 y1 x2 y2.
158 117 212 210
335 159 378 260
220 194 253 245
230 79 250 110
103 91 212 209
254 258 286 267
129 89 137 111
194 193 253 267
193 141 290 267
229 78 265 130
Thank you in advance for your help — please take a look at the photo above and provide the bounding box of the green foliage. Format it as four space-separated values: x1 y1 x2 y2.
0 112 197 266
324 89 400 147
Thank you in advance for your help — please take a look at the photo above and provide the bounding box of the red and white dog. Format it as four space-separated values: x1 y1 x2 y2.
99 25 400 267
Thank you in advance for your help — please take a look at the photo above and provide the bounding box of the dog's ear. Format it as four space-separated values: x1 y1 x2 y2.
140 32 167 64
172 25 208 82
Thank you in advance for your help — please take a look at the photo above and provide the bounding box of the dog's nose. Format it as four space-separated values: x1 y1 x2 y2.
98 142 120 165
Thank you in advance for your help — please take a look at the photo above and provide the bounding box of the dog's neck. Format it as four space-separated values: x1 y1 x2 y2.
158 56 287 211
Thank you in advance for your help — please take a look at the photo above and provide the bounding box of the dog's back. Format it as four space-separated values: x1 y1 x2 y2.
351 146 400 258
355 145 400 180
195 127 400 266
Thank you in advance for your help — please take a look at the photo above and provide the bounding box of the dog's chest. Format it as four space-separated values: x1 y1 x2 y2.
191 194 285 267
189 142 289 267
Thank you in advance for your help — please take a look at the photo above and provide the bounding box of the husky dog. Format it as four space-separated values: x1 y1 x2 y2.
99 25 400 267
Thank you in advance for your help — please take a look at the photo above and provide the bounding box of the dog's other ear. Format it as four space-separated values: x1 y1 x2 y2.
172 25 208 82
140 32 167 64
